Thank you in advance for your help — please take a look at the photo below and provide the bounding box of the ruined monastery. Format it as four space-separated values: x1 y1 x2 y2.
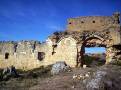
0 12 121 70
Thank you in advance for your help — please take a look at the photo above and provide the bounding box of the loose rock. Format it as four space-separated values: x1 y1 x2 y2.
51 61 71 75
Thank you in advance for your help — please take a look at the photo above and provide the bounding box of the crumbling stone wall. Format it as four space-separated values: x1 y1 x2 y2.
0 39 77 70
0 12 120 70
50 12 121 67
0 41 44 70
44 37 77 67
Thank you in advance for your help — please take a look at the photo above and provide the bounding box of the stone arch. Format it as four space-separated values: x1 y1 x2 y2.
85 35 105 42
54 36 77 67
77 35 107 67
57 36 78 44
82 36 106 47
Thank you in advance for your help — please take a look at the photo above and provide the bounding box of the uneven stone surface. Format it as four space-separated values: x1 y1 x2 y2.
51 61 71 75
83 65 121 90
86 70 107 90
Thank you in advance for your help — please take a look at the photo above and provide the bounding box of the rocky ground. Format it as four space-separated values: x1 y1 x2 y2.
0 64 121 90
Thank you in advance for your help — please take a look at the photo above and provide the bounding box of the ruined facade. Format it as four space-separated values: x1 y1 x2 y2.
0 12 121 70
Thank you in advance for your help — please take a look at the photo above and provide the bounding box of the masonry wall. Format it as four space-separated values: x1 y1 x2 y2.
44 37 77 67
0 38 77 70
109 25 121 45
67 16 114 32
0 41 43 70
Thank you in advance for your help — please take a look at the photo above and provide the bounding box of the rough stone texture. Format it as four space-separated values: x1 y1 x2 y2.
0 41 43 70
0 39 77 70
0 12 121 70
46 37 77 67
83 65 121 90
86 70 107 90
67 16 114 32
51 61 70 75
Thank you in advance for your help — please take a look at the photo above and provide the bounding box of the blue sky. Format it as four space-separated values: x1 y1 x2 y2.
85 47 106 53
0 0 121 53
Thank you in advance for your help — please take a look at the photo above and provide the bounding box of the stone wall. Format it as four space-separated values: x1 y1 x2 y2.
67 12 120 33
0 41 43 70
0 38 77 70
67 16 114 32
44 37 77 67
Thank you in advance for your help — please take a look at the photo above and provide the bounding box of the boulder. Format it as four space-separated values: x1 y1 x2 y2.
51 61 71 75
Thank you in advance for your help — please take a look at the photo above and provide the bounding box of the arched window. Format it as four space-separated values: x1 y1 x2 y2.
5 52 9 59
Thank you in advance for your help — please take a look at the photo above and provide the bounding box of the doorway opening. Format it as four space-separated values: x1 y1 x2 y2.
84 47 106 67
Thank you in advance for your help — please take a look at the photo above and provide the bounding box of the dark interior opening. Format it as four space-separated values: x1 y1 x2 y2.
92 20 95 23
5 52 9 59
69 22 72 24
81 21 84 23
38 52 45 61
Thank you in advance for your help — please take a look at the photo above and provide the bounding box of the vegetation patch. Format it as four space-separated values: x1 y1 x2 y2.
84 55 94 66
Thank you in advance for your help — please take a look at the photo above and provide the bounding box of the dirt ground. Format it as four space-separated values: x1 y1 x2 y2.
0 65 121 90
0 67 94 90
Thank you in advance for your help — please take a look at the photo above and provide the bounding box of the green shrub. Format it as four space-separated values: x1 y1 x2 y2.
84 55 94 66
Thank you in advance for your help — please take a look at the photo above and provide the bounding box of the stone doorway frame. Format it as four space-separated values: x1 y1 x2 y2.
76 36 107 67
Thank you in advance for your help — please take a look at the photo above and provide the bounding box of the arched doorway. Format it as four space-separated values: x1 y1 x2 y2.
79 36 106 67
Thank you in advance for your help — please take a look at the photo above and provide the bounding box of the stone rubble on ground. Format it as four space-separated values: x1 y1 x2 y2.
86 70 107 90
72 73 90 80
51 61 71 75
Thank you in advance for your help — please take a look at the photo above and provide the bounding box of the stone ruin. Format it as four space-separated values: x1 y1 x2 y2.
0 12 121 70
